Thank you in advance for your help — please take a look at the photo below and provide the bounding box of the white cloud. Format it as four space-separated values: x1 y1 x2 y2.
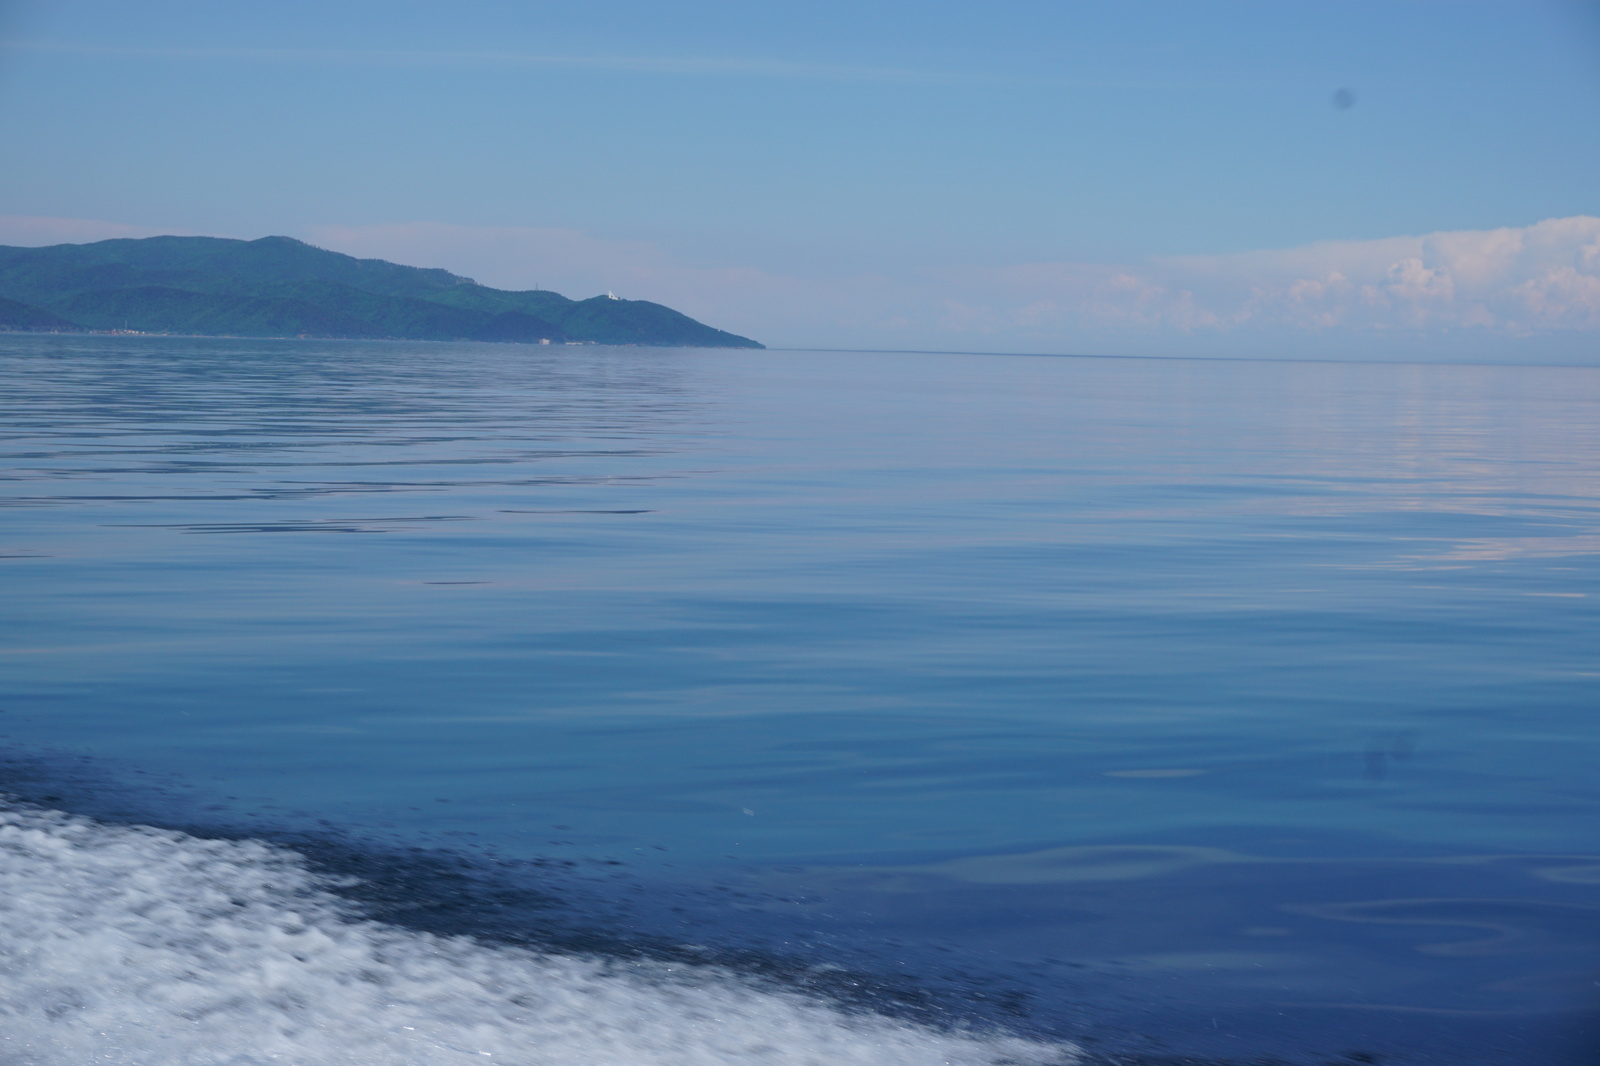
2 41 943 85
945 216 1600 338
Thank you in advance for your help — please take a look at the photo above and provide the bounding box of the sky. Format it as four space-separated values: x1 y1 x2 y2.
0 0 1597 359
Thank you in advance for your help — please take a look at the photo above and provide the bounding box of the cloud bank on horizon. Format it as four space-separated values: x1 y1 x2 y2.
3 213 1597 361
952 214 1600 338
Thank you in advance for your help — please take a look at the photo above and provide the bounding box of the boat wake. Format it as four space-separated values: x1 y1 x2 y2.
0 802 1075 1065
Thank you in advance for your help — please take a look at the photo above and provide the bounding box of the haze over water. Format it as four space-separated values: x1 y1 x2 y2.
2 334 1598 1064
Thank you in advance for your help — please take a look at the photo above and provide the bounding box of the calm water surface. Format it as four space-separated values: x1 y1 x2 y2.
2 335 1598 1064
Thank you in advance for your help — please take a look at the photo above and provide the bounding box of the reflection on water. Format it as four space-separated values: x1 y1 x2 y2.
2 334 1599 1063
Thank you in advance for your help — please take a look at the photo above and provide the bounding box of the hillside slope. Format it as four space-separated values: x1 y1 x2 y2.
0 235 762 348
0 295 81 332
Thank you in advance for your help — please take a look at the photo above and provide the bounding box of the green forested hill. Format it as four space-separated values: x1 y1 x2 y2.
0 235 762 348
0 295 81 332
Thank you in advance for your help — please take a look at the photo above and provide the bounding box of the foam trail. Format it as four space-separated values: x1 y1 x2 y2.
0 805 1074 1066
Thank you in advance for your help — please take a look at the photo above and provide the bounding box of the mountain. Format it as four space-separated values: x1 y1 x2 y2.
0 295 80 332
0 235 762 348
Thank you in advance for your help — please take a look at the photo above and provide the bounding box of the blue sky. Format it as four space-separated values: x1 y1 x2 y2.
1 0 1597 357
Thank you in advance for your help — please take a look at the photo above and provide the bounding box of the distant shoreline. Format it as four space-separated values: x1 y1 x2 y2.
0 328 709 348
0 234 763 349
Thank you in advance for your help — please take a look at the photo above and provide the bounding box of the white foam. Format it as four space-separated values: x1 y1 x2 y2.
0 805 1074 1066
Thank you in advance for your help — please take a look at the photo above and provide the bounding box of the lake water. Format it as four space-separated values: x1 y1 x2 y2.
1 334 1597 1065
